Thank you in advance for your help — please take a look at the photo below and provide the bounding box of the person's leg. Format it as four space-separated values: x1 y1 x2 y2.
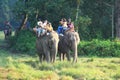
41 29 46 36
62 27 67 34
38 29 41 37
33 28 37 33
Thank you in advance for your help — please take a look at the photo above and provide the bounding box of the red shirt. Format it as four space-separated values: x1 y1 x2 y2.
67 22 74 32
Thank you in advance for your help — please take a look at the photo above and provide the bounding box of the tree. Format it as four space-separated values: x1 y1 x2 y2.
13 0 114 40
0 0 10 22
115 0 120 39
14 0 80 30
80 0 114 40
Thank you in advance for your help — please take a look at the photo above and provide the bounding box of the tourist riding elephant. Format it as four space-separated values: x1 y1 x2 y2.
58 31 80 63
35 23 59 63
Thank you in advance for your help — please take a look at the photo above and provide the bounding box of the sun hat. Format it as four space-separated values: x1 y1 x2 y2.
37 21 43 26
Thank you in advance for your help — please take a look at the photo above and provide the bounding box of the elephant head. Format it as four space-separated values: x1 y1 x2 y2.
58 31 80 63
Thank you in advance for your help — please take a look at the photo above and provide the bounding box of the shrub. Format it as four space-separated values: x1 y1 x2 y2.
78 39 120 57
9 30 36 54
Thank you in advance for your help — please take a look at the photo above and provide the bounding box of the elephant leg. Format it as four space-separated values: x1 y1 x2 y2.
38 53 43 63
73 53 77 63
44 51 50 63
66 51 71 61
41 54 46 62
50 40 58 63
50 53 53 62
51 51 57 63
50 52 55 63
52 47 58 63
52 53 55 63
4 33 7 40
59 53 63 61
9 29 12 36
5 35 7 40
63 53 66 61
42 40 51 63
43 54 46 61
72 43 78 63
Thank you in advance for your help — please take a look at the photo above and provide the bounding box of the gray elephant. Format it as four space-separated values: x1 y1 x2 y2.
58 31 80 63
35 23 59 63
36 31 59 63
4 29 12 40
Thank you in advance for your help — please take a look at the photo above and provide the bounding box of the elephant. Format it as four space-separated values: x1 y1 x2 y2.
4 29 12 40
35 23 59 63
58 31 80 63
3 21 12 40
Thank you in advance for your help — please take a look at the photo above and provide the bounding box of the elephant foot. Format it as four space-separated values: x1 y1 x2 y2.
72 58 77 63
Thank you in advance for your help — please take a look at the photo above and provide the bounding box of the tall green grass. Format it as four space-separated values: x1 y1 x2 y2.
0 53 120 80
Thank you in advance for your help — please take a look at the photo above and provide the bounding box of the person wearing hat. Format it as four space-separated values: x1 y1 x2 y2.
66 18 75 32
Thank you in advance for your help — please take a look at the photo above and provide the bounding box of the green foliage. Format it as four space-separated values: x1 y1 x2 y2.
0 0 11 22
60 76 73 80
0 0 115 40
78 39 120 57
80 0 114 39
13 0 84 29
9 30 36 54
113 72 120 80
75 16 91 40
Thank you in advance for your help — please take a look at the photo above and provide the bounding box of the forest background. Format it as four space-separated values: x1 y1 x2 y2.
0 0 120 57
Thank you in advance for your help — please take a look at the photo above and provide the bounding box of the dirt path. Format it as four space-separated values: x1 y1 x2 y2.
0 38 11 52
0 31 12 52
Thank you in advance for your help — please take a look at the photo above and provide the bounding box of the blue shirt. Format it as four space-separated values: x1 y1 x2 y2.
57 26 63 34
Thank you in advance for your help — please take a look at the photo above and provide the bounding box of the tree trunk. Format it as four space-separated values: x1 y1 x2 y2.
18 13 28 31
115 0 120 39
75 4 79 32
15 13 28 36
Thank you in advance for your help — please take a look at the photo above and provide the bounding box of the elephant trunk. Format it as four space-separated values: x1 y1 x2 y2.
51 39 59 63
45 50 51 63
72 40 78 63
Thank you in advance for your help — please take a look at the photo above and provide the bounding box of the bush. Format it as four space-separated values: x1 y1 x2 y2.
78 39 120 57
9 30 36 54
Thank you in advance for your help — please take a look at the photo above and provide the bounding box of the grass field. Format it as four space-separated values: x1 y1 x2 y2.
0 31 120 80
